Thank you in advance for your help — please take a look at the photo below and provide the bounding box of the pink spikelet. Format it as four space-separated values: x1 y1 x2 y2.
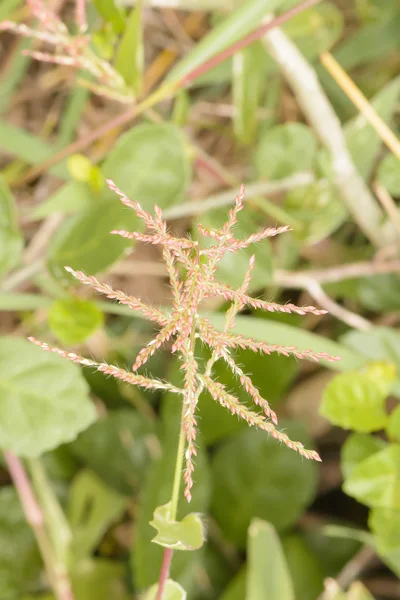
30 183 338 503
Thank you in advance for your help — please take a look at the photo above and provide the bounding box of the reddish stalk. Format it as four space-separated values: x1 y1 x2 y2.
156 548 173 600
13 0 320 188
181 0 322 85
4 451 75 600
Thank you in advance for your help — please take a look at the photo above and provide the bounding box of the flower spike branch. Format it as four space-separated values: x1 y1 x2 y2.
30 181 339 504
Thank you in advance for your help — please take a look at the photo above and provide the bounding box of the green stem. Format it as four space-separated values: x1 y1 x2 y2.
170 410 186 521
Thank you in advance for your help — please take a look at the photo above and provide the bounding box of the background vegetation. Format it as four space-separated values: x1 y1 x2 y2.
0 0 400 598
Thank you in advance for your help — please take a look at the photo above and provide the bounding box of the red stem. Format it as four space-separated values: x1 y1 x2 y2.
180 0 322 86
156 548 174 600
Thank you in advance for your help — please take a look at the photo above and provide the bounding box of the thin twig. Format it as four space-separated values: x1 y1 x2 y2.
274 271 371 330
163 173 314 220
262 27 396 248
317 545 377 599
321 52 400 162
276 259 400 285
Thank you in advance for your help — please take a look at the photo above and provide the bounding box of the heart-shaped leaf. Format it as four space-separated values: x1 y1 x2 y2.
150 502 205 551
144 579 187 600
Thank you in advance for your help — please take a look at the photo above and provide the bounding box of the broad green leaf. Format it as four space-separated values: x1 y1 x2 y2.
145 579 186 600
347 582 376 600
282 534 324 600
255 123 317 180
247 520 294 600
320 363 395 432
133 388 210 590
114 3 143 93
377 154 400 196
93 0 125 32
232 44 266 145
341 328 400 397
0 176 23 279
69 409 155 495
369 506 400 578
0 0 23 20
102 123 191 211
72 558 129 600
167 0 284 84
67 470 126 561
358 274 400 312
0 487 41 599
343 444 400 509
284 179 347 244
0 337 96 456
344 75 400 180
0 120 68 179
341 433 387 479
369 507 400 555
47 199 136 280
48 297 104 344
31 181 98 220
150 502 205 551
211 423 318 548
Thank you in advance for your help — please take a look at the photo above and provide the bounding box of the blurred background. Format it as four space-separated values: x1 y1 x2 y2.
0 0 400 598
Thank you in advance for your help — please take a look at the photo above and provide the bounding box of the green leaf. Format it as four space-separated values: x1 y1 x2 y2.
0 176 23 279
31 181 98 220
341 433 387 479
114 3 143 93
47 199 137 280
343 444 400 509
283 3 343 59
144 579 187 600
93 0 125 33
48 297 104 345
255 123 317 180
133 390 210 590
67 470 126 562
0 487 41 599
247 519 295 600
72 558 129 600
211 422 318 548
358 274 400 312
0 293 51 311
0 120 68 179
0 337 96 456
344 75 400 180
232 43 266 145
69 409 155 496
283 535 324 600
377 154 400 196
369 506 400 578
167 0 284 84
341 327 400 397
320 362 395 432
284 179 347 244
150 502 205 551
102 123 191 211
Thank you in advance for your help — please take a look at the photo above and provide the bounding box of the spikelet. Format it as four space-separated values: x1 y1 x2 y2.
30 182 339 502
